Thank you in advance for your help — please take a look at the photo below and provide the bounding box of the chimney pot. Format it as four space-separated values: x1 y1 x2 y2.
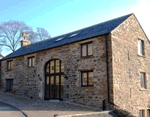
21 33 31 47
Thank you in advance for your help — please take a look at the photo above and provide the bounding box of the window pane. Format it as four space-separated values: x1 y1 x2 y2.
139 110 145 117
55 76 59 98
50 76 54 85
141 73 144 88
7 61 13 70
50 60 54 73
141 40 144 55
56 60 60 73
138 40 144 55
8 62 11 69
138 40 141 55
56 76 59 85
10 61 12 69
144 75 146 89
139 110 142 117
29 58 31 67
82 73 87 85
141 73 146 89
89 72 94 85
88 43 92 55
61 62 64 72
82 44 86 57
32 57 35 66
46 76 49 85
46 63 50 73
50 76 54 98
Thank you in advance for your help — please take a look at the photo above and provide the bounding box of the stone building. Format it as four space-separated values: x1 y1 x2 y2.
0 13 149 116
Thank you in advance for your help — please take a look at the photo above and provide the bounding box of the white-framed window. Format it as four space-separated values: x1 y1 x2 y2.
81 42 93 57
28 56 35 67
7 60 13 70
140 72 146 89
139 110 145 117
138 39 144 55
81 70 94 87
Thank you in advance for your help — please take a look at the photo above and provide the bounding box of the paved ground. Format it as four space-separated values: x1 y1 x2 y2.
0 93 99 117
0 101 25 117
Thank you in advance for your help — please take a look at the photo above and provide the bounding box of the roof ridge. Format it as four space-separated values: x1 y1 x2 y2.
49 13 133 39
3 13 133 60
21 13 133 48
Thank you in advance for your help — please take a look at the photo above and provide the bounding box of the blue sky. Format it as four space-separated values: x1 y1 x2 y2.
1 0 150 56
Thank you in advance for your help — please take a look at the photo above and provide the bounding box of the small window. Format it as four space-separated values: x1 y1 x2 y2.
147 109 150 117
81 71 94 87
6 79 13 91
28 57 35 67
81 42 93 57
7 60 13 70
138 39 144 55
139 110 145 117
140 72 146 89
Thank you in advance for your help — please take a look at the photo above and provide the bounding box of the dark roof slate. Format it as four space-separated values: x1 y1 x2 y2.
3 14 132 60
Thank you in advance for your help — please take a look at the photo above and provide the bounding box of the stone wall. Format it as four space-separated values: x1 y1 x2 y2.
111 14 150 116
0 35 109 108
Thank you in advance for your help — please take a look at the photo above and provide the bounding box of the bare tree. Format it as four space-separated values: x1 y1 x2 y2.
36 27 50 41
0 20 35 52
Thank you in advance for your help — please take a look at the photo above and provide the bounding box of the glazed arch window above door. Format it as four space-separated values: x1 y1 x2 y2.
46 59 64 75
45 59 65 100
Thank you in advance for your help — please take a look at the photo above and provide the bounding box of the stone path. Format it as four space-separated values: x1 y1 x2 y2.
0 93 99 117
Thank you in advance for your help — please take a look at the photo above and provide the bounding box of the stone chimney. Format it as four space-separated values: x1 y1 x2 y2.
20 33 31 47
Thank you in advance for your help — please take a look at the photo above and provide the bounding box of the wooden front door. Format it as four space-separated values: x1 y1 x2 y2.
45 59 64 100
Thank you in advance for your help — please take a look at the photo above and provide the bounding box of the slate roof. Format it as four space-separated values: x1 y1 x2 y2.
3 13 133 60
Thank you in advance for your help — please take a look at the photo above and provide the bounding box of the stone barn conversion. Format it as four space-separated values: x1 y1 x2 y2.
0 13 150 116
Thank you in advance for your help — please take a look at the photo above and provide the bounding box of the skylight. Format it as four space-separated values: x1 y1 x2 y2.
69 33 78 37
56 37 63 41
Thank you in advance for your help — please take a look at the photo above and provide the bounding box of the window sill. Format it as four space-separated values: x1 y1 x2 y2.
26 66 35 70
6 69 12 72
137 54 146 58
139 88 148 91
77 86 96 89
81 55 94 59
28 66 34 68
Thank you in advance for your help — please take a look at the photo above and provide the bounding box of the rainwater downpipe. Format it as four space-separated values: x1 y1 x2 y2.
105 34 111 103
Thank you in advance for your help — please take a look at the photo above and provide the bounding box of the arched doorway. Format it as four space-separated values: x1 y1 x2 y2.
45 59 64 100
